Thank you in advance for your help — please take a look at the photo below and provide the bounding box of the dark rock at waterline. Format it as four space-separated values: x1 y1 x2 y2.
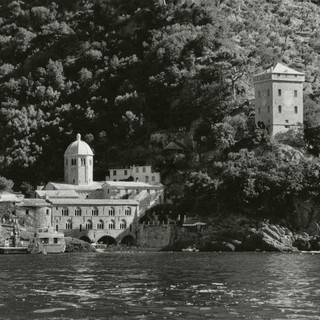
64 237 96 253
239 231 295 252
293 238 311 251
201 241 236 252
310 237 320 251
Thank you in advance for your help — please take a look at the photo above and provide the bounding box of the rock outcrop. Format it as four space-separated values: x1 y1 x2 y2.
167 216 320 252
64 237 96 253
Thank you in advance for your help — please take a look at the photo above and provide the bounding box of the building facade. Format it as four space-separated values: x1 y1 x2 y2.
50 199 139 243
15 199 52 229
253 63 305 136
106 165 161 185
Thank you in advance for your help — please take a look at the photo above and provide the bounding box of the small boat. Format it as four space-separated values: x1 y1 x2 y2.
182 245 199 252
28 228 66 254
0 247 29 254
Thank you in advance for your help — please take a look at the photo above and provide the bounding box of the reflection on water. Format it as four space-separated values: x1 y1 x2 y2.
0 252 320 319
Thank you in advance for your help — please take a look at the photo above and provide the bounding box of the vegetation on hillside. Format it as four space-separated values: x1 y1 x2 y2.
1 0 320 222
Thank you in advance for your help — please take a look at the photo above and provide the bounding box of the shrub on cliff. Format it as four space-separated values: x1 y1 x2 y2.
182 144 320 222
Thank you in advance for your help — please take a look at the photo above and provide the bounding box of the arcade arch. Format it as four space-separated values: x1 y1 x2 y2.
121 235 136 246
97 235 116 245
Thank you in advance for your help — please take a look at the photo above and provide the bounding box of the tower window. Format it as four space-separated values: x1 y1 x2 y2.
294 106 298 114
66 159 68 166
258 91 260 97
268 106 270 113
294 90 297 97
278 89 281 96
278 105 282 113
267 89 270 96
81 158 86 165
113 170 116 176
258 108 261 114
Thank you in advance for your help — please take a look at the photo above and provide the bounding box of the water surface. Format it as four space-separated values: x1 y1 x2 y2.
0 252 320 319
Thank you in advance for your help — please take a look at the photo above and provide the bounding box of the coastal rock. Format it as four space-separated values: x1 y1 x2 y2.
64 237 96 253
239 231 294 252
201 241 235 252
310 237 320 251
293 238 311 251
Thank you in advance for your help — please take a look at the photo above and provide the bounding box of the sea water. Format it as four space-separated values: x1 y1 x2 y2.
0 252 319 319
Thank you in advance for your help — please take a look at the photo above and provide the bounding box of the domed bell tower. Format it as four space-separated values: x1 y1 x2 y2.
64 134 94 185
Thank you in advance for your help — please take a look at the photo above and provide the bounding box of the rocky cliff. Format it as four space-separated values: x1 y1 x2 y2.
163 216 320 252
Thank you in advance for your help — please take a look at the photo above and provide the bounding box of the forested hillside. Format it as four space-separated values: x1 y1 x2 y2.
2 0 320 222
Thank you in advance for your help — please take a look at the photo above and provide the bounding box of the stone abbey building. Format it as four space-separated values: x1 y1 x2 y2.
15 134 164 245
253 63 305 136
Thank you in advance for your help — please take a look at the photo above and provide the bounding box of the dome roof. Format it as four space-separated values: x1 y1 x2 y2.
64 134 94 156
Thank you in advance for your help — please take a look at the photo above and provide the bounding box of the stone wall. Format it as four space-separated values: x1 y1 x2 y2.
137 222 176 248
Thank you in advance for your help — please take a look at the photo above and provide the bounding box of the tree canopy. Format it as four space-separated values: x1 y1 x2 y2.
1 0 320 223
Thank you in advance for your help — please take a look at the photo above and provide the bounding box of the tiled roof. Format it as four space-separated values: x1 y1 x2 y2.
164 141 185 151
17 199 51 207
272 63 304 75
0 191 23 202
35 190 80 198
256 63 304 76
47 181 104 191
103 181 163 188
49 198 139 206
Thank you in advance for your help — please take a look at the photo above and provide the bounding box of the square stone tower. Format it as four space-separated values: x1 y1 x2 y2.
253 63 305 136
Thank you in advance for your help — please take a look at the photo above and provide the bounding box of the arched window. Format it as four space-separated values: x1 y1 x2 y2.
108 207 115 216
92 208 98 216
108 219 115 229
97 220 104 229
62 208 69 216
85 219 93 230
120 219 127 229
75 208 82 216
125 207 131 216
66 219 72 230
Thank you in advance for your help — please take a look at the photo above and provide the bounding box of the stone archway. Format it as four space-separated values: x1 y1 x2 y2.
97 235 117 245
79 235 91 243
121 235 136 246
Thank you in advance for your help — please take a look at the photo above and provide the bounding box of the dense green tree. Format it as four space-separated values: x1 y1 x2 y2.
0 0 319 191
